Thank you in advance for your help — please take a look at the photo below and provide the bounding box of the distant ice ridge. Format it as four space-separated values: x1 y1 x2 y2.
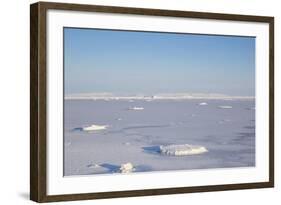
82 124 108 131
160 144 208 156
65 92 255 100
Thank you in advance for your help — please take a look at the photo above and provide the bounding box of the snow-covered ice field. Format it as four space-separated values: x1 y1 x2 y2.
64 99 255 176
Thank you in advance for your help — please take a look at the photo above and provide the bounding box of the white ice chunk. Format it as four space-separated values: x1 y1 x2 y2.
128 107 144 111
83 124 108 131
119 162 134 173
87 163 100 169
198 102 208 106
160 144 208 156
218 105 233 109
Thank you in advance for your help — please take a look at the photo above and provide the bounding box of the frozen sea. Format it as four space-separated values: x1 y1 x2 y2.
64 99 255 176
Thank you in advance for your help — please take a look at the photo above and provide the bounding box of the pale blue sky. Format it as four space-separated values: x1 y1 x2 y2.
64 28 255 96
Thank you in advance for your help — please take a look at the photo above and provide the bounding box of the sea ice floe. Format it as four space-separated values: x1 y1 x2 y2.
218 105 233 109
119 162 134 173
160 144 208 156
128 107 144 111
198 102 208 106
83 124 108 131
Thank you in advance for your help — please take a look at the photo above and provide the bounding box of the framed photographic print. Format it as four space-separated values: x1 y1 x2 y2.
30 1 274 202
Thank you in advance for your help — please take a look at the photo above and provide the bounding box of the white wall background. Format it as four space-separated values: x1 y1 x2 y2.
0 0 279 204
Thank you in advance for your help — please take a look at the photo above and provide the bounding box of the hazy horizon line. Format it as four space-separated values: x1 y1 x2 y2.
64 92 255 100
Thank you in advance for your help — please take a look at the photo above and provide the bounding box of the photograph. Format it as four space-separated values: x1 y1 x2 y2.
63 27 256 176
30 2 274 202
